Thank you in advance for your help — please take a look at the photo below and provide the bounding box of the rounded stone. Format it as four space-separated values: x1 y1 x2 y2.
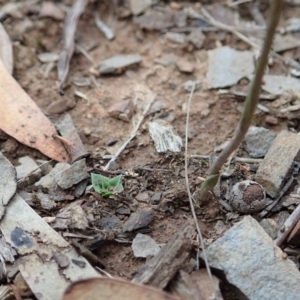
230 180 267 213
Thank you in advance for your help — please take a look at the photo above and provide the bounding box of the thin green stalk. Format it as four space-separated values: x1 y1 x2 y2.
197 0 284 201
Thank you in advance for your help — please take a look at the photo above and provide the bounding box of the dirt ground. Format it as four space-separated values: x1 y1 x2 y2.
1 0 300 299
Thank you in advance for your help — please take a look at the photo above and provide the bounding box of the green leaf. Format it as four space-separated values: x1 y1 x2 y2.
91 173 124 196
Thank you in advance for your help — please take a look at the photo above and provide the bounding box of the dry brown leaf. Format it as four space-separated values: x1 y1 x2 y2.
62 277 180 300
0 58 69 162
0 22 13 74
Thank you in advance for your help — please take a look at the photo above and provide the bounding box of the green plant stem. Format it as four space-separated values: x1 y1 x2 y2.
198 0 284 199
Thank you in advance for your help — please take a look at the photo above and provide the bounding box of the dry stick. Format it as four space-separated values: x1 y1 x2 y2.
104 95 156 171
275 203 300 246
184 83 219 299
201 5 300 71
197 0 283 201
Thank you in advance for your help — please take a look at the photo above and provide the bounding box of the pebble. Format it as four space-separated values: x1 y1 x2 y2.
165 32 186 44
129 0 152 15
187 29 205 49
132 233 161 258
55 159 89 189
176 59 194 73
203 216 300 300
245 126 276 158
122 210 154 232
16 156 41 180
183 80 201 92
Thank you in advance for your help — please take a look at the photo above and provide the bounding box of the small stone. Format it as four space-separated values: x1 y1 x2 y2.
203 216 300 300
255 130 300 198
107 99 135 122
52 251 70 269
165 32 186 44
136 192 149 202
1 138 18 154
97 54 142 75
35 162 70 190
245 126 276 158
129 0 152 15
116 207 131 215
132 233 161 258
150 192 162 205
55 159 89 189
259 218 278 239
183 80 201 92
16 156 41 180
187 29 205 49
230 180 267 213
265 116 278 125
97 215 120 231
74 179 88 198
32 192 57 210
123 210 154 232
176 59 194 73
37 52 59 63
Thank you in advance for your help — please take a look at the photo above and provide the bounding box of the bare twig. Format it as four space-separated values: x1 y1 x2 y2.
247 3 266 26
196 0 283 202
57 0 89 95
275 203 300 246
184 83 219 299
104 94 155 170
95 12 115 40
201 5 300 70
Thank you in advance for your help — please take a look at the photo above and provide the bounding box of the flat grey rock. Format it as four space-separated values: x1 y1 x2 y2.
55 159 89 189
273 34 300 52
261 75 300 95
123 210 154 232
255 130 300 198
148 120 182 153
0 151 16 219
165 32 186 44
98 54 142 75
132 233 161 258
16 156 41 180
206 46 254 89
203 216 300 300
245 126 276 158
35 162 70 190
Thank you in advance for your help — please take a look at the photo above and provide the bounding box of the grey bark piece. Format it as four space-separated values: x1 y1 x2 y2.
35 162 70 190
129 0 152 15
148 120 182 153
255 130 300 198
97 54 142 75
133 219 195 289
261 75 300 95
0 194 98 300
0 151 16 219
55 159 89 189
132 233 161 258
203 216 300 300
245 126 276 158
206 46 254 89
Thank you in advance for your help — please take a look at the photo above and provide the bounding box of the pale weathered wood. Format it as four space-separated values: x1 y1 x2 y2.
132 219 195 289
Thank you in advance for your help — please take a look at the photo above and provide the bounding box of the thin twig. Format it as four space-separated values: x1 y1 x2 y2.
184 83 218 299
196 0 283 202
104 95 156 170
275 203 300 246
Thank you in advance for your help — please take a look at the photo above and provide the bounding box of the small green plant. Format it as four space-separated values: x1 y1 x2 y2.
91 173 124 197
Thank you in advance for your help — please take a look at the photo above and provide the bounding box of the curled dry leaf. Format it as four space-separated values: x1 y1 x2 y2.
62 277 179 300
0 23 13 74
57 0 89 94
0 59 69 162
